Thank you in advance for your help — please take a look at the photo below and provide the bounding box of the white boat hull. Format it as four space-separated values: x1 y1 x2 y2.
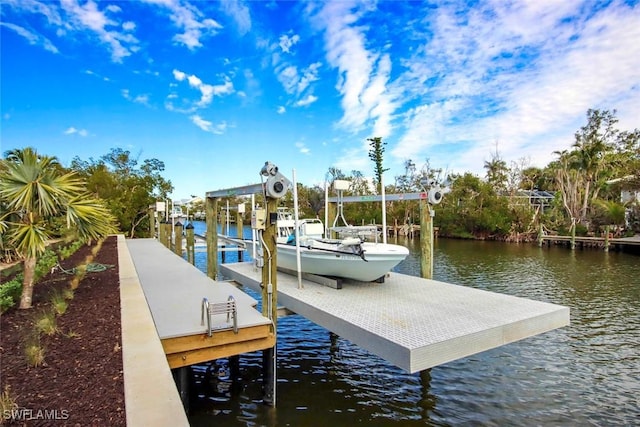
276 242 409 282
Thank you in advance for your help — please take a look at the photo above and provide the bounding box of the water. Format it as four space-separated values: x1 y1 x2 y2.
185 222 640 426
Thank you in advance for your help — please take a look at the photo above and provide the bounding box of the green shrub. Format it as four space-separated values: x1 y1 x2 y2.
0 279 22 313
575 223 589 237
57 240 83 260
34 249 58 281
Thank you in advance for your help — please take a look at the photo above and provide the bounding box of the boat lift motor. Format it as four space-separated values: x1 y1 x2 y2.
260 161 292 199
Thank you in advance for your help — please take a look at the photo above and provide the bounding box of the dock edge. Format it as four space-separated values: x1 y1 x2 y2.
118 235 189 426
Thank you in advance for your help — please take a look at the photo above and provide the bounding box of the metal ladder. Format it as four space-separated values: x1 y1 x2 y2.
201 296 238 337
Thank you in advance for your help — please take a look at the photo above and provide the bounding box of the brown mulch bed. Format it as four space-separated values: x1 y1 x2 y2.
0 236 124 426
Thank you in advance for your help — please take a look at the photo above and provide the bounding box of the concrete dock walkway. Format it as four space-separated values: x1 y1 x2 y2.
119 237 275 425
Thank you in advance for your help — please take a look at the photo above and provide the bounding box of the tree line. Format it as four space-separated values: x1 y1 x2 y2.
287 109 639 240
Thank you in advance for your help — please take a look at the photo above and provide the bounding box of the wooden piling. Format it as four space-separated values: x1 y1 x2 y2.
158 219 165 245
149 208 156 238
174 222 183 256
538 223 544 247
206 197 218 280
185 222 195 265
261 197 278 407
419 200 433 279
160 221 170 249
262 197 278 325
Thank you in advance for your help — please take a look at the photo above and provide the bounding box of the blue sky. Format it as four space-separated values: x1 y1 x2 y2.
1 0 639 201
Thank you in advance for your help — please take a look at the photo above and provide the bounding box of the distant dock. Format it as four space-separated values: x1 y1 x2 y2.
539 234 640 251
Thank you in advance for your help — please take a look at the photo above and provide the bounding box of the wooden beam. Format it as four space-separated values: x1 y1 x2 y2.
262 197 278 327
165 334 276 369
161 324 273 355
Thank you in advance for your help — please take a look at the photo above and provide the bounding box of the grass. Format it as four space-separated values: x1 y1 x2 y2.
50 291 68 316
24 336 46 368
34 310 58 336
64 330 80 339
63 287 75 300
0 386 18 425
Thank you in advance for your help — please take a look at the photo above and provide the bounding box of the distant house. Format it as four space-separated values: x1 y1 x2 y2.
607 175 640 229
607 175 640 204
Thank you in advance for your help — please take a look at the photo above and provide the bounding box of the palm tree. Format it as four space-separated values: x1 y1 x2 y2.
0 147 117 309
484 151 509 192
595 199 627 235
571 109 618 222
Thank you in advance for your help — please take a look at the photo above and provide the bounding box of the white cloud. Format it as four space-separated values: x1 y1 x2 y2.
221 0 251 35
274 59 322 108
122 21 135 31
141 0 223 50
279 33 300 53
277 106 286 114
0 22 59 53
64 126 88 136
169 69 234 111
276 65 299 94
295 95 318 107
2 0 63 26
85 69 110 81
312 2 395 138
59 0 138 62
173 69 187 81
122 89 150 106
296 141 310 155
389 1 640 175
190 115 227 134
3 0 137 61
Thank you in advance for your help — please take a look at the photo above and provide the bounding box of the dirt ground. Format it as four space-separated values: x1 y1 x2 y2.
0 236 125 426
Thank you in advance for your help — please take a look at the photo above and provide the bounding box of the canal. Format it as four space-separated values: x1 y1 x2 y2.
186 224 640 426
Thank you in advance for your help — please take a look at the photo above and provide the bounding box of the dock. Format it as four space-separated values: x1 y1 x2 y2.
125 239 275 369
540 234 640 249
220 262 569 373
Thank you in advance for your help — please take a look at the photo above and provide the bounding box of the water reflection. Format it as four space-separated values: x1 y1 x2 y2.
186 223 640 426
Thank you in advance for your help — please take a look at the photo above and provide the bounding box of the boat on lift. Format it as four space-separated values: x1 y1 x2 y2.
274 208 409 282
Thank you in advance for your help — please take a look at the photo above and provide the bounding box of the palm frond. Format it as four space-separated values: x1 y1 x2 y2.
65 195 118 241
8 223 50 258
